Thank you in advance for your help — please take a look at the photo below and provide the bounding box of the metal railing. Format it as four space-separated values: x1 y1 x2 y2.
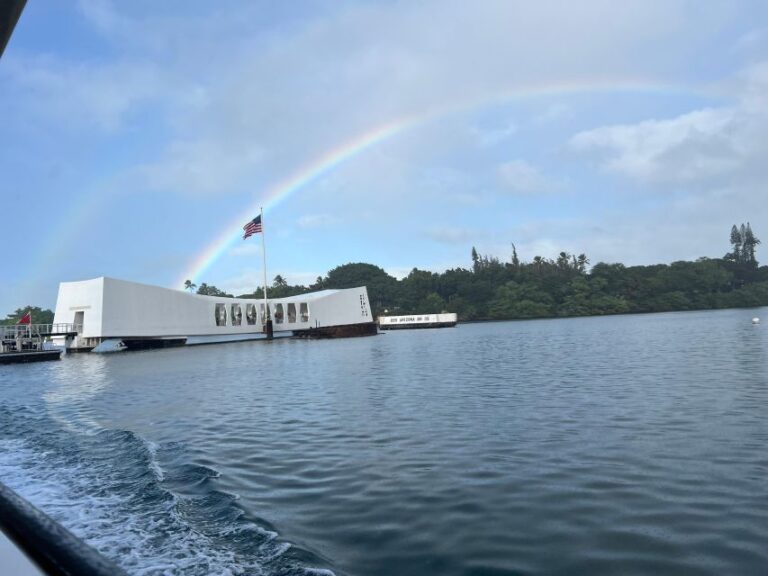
0 324 81 340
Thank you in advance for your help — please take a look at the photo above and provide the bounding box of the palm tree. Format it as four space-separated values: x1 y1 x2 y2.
273 275 288 288
576 253 590 274
184 279 197 292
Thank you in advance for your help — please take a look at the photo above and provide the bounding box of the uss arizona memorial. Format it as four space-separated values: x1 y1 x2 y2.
52 277 376 351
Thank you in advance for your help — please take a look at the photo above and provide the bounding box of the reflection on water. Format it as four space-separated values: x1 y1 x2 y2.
44 354 112 434
1 307 767 576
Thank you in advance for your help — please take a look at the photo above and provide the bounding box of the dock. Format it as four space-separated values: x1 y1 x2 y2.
0 323 79 364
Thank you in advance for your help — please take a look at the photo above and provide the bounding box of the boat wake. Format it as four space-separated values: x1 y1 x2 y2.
0 405 335 576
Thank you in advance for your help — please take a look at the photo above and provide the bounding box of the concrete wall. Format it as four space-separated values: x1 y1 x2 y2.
52 278 105 338
298 287 372 330
53 277 372 338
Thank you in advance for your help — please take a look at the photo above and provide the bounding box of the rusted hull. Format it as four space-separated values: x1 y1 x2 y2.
379 321 457 330
0 350 62 364
293 322 378 339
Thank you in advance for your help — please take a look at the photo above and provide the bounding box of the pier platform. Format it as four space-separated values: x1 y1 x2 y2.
0 323 78 364
0 350 61 364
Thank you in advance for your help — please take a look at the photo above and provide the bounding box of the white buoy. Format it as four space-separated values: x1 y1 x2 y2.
753 317 760 324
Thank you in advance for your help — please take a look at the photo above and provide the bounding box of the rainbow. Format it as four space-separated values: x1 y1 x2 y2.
175 78 687 287
173 117 415 287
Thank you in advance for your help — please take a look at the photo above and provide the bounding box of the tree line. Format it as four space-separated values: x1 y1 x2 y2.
1 306 54 325
195 222 767 321
7 224 765 325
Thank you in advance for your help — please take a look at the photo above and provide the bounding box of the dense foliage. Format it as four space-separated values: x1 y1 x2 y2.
1 306 54 325
195 282 233 297
13 226 763 324
234 223 768 321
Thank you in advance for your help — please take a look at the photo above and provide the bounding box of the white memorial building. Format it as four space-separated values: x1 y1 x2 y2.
52 277 376 351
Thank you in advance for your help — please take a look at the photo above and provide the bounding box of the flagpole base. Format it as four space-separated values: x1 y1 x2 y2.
265 320 273 340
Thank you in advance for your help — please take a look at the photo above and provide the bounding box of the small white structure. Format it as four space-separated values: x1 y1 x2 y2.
378 313 457 330
52 277 375 351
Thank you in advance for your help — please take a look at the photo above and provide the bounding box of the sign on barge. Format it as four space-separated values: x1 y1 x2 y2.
378 313 457 330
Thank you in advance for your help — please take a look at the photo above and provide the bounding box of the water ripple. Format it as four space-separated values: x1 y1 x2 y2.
1 308 767 575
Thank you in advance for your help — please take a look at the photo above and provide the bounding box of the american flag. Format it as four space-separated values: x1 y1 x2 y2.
243 215 263 239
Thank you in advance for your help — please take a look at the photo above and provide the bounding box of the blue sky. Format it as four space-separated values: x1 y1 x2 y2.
2 0 768 313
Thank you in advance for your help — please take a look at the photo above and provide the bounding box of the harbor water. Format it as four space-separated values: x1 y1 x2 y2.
1 308 767 575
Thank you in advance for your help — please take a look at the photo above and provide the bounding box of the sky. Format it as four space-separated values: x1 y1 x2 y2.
2 0 768 313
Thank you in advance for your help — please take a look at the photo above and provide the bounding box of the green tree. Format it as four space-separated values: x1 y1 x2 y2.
727 224 743 263
185 223 768 324
273 274 288 288
310 276 324 290
418 292 446 314
1 306 54 325
184 279 197 292
324 263 399 315
743 222 760 267
471 247 480 273
575 253 589 274
511 243 520 269
399 268 438 313
196 283 233 297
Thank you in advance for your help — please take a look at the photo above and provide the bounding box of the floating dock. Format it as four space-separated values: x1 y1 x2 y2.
0 323 76 364
0 349 62 364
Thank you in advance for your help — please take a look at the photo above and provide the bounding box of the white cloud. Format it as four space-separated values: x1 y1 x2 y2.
60 0 734 198
77 0 124 36
7 0 768 316
427 227 478 245
3 57 165 131
384 263 459 279
296 214 337 229
570 60 768 189
570 108 741 183
229 244 260 257
383 267 411 280
738 60 768 112
284 272 324 286
533 102 571 124
448 192 485 206
733 27 768 59
217 270 260 296
220 269 322 295
470 122 518 147
498 159 559 193
139 138 266 195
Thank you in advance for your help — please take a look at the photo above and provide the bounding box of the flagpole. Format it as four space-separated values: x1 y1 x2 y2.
260 207 273 339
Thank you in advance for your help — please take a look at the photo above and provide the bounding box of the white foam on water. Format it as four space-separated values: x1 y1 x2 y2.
145 440 165 482
0 437 332 576
227 523 279 543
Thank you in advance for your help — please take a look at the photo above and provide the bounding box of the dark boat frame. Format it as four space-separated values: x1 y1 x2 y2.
0 482 127 576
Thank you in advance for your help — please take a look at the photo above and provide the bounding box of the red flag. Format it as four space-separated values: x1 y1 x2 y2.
17 311 31 325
